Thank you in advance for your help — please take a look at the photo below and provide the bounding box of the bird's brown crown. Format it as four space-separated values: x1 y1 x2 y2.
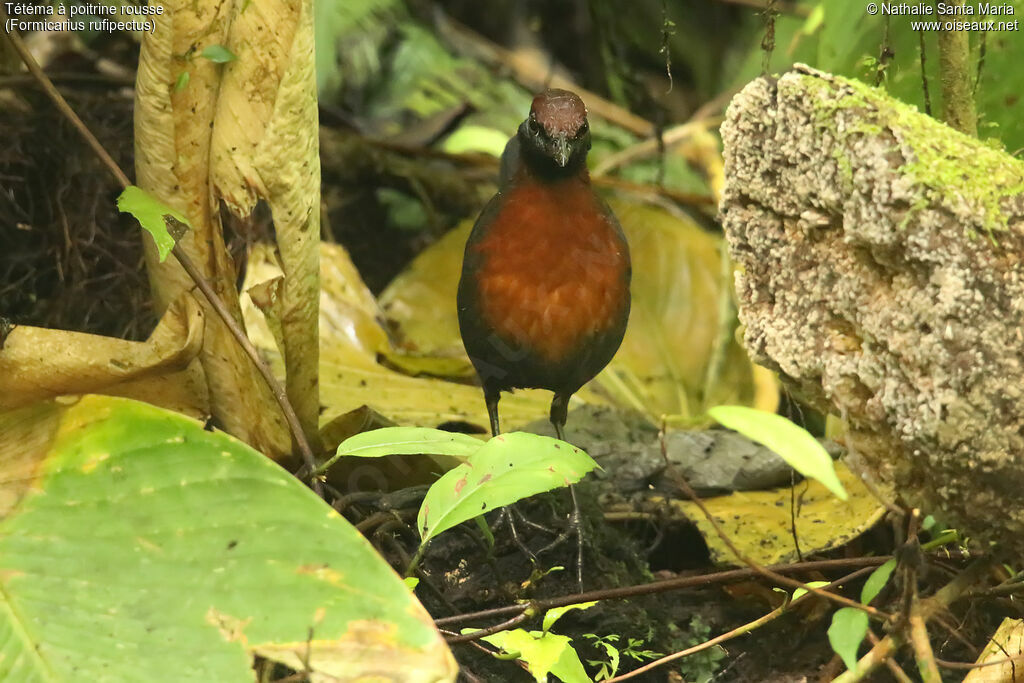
530 89 588 136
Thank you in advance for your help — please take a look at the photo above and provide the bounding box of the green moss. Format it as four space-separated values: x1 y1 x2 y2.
797 72 1024 239
805 75 875 124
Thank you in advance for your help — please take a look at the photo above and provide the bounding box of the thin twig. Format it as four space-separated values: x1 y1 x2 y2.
969 578 1024 598
760 0 778 75
936 652 1024 670
444 612 533 645
974 31 988 97
875 16 892 86
931 610 978 654
433 556 891 628
1 18 323 495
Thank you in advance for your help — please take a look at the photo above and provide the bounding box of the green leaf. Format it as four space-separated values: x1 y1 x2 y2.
174 70 190 92
116 186 190 262
792 580 830 602
335 426 483 459
860 559 897 605
542 601 598 632
317 426 484 474
549 642 592 683
0 396 456 681
708 406 848 500
404 577 420 590
827 607 869 673
479 629 584 683
441 125 510 157
417 432 597 544
201 44 237 63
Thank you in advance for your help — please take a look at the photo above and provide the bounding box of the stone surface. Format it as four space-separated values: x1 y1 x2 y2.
525 405 839 494
720 65 1024 555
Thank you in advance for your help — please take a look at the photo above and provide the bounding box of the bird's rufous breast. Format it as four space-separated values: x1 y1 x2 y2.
470 178 629 365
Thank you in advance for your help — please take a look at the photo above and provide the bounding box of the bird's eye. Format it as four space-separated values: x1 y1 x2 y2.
579 121 589 135
528 118 541 136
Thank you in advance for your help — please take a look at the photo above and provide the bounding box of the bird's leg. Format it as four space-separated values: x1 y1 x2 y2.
550 392 569 441
541 392 584 591
485 385 501 437
567 485 583 590
485 385 539 561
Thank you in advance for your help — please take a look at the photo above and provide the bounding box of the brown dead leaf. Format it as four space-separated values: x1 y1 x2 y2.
0 294 207 417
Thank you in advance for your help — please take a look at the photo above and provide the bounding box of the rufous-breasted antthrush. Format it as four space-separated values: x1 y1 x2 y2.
458 88 631 439
457 89 631 579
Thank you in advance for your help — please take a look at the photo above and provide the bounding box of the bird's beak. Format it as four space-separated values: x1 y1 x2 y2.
554 135 571 167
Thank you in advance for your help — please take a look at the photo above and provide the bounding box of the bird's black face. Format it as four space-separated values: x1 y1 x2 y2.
517 89 591 175
519 114 591 171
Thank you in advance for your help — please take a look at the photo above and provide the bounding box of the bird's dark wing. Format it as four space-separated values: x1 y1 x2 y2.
456 190 511 391
498 135 520 189
595 194 632 284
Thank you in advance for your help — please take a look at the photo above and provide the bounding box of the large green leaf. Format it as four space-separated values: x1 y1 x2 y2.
0 396 455 682
417 432 597 545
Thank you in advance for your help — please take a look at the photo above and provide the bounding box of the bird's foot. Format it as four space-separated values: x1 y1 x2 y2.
496 507 538 563
537 489 585 592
